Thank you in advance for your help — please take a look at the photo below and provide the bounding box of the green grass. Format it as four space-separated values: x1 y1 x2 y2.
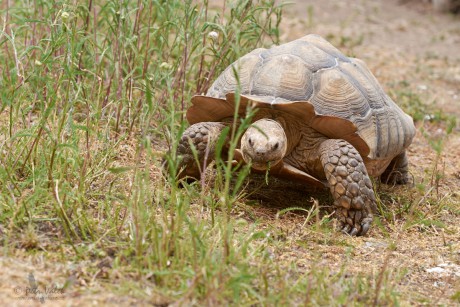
0 0 459 305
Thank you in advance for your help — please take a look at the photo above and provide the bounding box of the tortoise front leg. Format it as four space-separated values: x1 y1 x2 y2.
319 139 377 236
176 122 228 179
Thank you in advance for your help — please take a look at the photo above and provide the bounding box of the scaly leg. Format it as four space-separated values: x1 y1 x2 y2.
380 151 410 185
175 122 228 179
319 139 377 236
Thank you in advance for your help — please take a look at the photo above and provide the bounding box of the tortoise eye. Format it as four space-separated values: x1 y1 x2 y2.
273 142 279 150
248 138 254 147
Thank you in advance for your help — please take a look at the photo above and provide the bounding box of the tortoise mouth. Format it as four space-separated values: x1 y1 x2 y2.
241 149 282 171
250 159 282 171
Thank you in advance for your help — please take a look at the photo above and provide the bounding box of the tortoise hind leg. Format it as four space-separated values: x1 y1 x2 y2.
175 122 228 179
319 139 377 236
380 151 410 185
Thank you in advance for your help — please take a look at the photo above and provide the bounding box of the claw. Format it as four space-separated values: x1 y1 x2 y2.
361 221 370 235
346 217 354 226
349 227 359 236
341 224 352 234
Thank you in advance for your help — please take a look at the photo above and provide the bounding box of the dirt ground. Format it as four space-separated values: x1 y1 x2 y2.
2 0 460 305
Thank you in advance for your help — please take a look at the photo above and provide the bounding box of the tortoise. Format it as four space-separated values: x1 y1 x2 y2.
175 34 416 236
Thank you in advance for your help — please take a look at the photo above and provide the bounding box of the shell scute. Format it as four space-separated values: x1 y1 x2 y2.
250 54 314 101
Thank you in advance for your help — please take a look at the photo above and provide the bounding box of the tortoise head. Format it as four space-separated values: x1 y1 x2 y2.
241 119 288 171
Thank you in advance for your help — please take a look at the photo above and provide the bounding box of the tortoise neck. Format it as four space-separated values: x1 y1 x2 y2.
276 116 302 154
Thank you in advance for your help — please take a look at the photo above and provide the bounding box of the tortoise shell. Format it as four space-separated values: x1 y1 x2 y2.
187 34 415 170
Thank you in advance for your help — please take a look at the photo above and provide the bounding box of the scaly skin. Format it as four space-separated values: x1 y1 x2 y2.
176 122 228 179
319 139 376 236
380 151 410 185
